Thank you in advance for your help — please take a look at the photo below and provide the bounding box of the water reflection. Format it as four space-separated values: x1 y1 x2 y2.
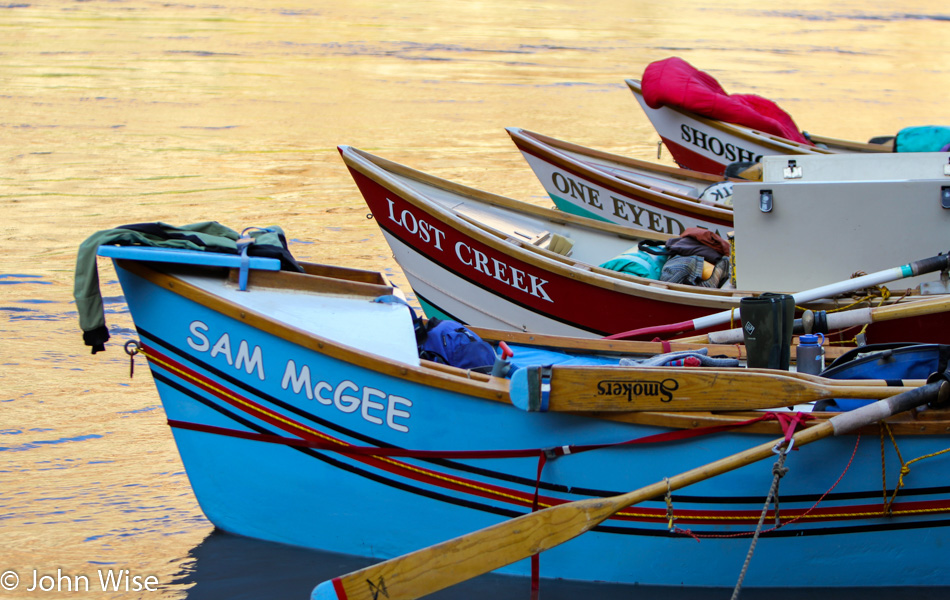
174 529 950 600
3 0 949 597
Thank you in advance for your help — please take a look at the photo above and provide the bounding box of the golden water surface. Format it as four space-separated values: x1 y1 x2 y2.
2 1 948 597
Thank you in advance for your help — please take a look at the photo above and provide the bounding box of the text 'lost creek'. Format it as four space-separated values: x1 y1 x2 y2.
385 198 553 302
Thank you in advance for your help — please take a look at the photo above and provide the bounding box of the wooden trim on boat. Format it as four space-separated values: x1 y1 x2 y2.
299 261 395 286
228 265 395 298
807 133 894 153
422 359 493 381
626 79 894 156
342 146 667 239
472 326 744 358
116 259 950 436
343 147 754 309
624 79 836 155
518 128 725 183
470 325 851 362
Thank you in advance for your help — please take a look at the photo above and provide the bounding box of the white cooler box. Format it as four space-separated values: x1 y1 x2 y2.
732 152 950 293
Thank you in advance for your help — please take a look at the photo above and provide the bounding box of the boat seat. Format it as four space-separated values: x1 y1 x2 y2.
534 232 574 256
448 202 574 256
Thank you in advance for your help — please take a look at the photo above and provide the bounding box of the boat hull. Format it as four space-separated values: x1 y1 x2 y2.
346 159 720 339
340 145 950 345
626 79 840 175
508 127 734 235
114 260 950 589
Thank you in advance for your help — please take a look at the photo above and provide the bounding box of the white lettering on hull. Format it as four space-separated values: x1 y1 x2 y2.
385 196 554 302
281 360 412 432
187 320 265 380
185 321 413 432
678 124 763 164
547 169 689 235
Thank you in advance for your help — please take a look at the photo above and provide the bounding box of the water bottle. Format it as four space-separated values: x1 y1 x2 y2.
796 333 825 375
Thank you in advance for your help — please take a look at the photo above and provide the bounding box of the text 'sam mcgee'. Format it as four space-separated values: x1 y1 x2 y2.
185 321 412 432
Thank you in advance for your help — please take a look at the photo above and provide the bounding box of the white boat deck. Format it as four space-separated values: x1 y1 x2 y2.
180 272 422 366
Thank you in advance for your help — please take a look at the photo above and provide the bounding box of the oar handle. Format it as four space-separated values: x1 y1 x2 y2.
703 295 950 345
831 371 950 435
908 254 950 278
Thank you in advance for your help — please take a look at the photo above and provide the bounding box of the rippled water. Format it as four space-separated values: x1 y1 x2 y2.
2 1 949 598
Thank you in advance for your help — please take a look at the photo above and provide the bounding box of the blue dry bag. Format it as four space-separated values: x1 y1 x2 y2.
820 343 950 411
417 318 498 371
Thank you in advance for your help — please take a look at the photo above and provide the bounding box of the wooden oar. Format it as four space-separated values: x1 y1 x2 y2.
605 253 950 341
774 369 924 389
311 377 948 600
509 365 923 412
682 295 950 345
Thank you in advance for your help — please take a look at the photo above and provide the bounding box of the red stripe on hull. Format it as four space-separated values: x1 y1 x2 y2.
349 168 719 338
659 136 732 176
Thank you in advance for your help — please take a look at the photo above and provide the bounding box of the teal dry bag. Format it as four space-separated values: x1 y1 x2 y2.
598 239 671 280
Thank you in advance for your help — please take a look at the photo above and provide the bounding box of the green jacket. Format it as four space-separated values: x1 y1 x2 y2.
74 221 296 353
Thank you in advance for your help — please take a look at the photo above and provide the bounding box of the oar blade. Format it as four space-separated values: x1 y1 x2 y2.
510 366 911 413
312 495 625 600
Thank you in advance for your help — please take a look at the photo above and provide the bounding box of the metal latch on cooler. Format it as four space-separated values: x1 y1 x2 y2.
783 159 802 179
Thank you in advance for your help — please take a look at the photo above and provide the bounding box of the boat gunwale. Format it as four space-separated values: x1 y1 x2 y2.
806 132 894 153
116 259 950 436
115 258 512 402
338 145 922 313
339 145 759 309
508 127 735 222
624 78 893 155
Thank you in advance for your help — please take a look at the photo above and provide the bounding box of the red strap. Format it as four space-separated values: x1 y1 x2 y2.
168 412 792 463
652 336 673 353
530 452 548 595
168 420 547 459
773 411 813 448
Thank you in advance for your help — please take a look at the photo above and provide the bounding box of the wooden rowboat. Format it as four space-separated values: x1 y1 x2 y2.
338 145 950 345
625 78 891 176
92 243 950 591
507 126 734 234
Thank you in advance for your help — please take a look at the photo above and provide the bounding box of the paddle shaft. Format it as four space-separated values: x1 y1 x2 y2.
697 296 950 345
514 366 923 412
313 379 948 600
605 253 950 340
